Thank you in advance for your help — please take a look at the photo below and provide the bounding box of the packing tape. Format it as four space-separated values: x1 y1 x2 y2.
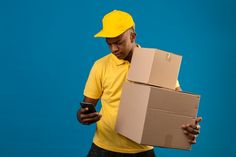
164 134 173 147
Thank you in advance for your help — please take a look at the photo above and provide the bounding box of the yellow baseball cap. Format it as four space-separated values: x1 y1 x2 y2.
94 10 135 38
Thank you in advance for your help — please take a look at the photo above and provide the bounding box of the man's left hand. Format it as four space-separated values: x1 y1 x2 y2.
182 117 202 144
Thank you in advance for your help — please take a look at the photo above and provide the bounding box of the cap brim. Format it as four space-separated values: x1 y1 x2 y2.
94 29 124 38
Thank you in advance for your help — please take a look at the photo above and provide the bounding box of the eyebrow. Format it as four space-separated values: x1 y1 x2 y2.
106 39 123 45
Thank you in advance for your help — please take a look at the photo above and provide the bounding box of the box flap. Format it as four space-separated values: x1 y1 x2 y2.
149 49 182 89
127 48 155 83
149 86 200 117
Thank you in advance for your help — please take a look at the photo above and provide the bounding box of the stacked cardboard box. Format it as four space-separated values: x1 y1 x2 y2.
115 48 200 150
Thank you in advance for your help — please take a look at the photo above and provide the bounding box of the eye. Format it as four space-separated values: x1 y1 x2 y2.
117 41 123 45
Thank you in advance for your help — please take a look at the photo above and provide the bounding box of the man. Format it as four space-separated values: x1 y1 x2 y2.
77 10 202 157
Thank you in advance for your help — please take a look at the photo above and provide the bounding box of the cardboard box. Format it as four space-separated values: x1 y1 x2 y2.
115 81 200 150
128 48 182 90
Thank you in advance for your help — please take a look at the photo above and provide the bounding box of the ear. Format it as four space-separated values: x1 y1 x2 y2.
130 32 136 43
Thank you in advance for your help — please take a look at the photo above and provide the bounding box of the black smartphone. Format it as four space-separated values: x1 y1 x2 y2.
80 102 96 114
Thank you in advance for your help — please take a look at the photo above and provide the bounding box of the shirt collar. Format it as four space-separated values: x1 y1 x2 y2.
111 53 126 65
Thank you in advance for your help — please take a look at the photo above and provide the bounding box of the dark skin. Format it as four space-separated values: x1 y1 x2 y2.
77 28 202 144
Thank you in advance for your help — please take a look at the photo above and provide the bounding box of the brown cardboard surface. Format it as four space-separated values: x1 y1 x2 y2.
115 81 200 150
148 86 199 117
115 82 149 142
142 109 195 150
128 48 182 90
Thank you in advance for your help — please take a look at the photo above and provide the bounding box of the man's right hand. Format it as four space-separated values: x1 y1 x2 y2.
77 107 102 125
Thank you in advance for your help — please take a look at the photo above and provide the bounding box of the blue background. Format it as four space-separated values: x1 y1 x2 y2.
0 0 235 156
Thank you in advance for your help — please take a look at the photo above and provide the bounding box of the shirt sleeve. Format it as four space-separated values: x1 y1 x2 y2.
83 61 103 99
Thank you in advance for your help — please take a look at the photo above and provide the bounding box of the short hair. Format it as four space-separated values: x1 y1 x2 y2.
128 27 135 33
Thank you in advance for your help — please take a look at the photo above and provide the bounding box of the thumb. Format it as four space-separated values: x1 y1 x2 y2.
195 117 202 124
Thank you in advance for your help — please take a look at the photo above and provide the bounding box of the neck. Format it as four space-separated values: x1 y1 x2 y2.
125 43 137 63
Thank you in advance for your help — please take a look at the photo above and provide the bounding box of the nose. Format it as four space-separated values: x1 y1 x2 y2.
110 44 119 52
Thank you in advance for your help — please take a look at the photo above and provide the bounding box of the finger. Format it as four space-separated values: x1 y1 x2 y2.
189 123 201 130
187 133 197 141
183 131 198 144
181 124 187 129
191 124 201 132
189 139 197 144
196 124 201 130
183 128 197 139
183 130 188 135
182 122 200 129
77 109 87 122
183 127 200 135
195 117 202 124
187 134 198 144
189 124 201 135
82 114 102 125
193 129 200 135
80 107 89 113
80 113 101 122
83 116 100 124
80 112 100 120
77 109 98 123
184 125 195 134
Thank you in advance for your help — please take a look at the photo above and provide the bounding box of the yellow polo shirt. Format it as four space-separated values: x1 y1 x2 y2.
84 53 180 153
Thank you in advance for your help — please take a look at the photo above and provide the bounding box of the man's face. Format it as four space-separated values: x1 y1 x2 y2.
106 29 135 60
